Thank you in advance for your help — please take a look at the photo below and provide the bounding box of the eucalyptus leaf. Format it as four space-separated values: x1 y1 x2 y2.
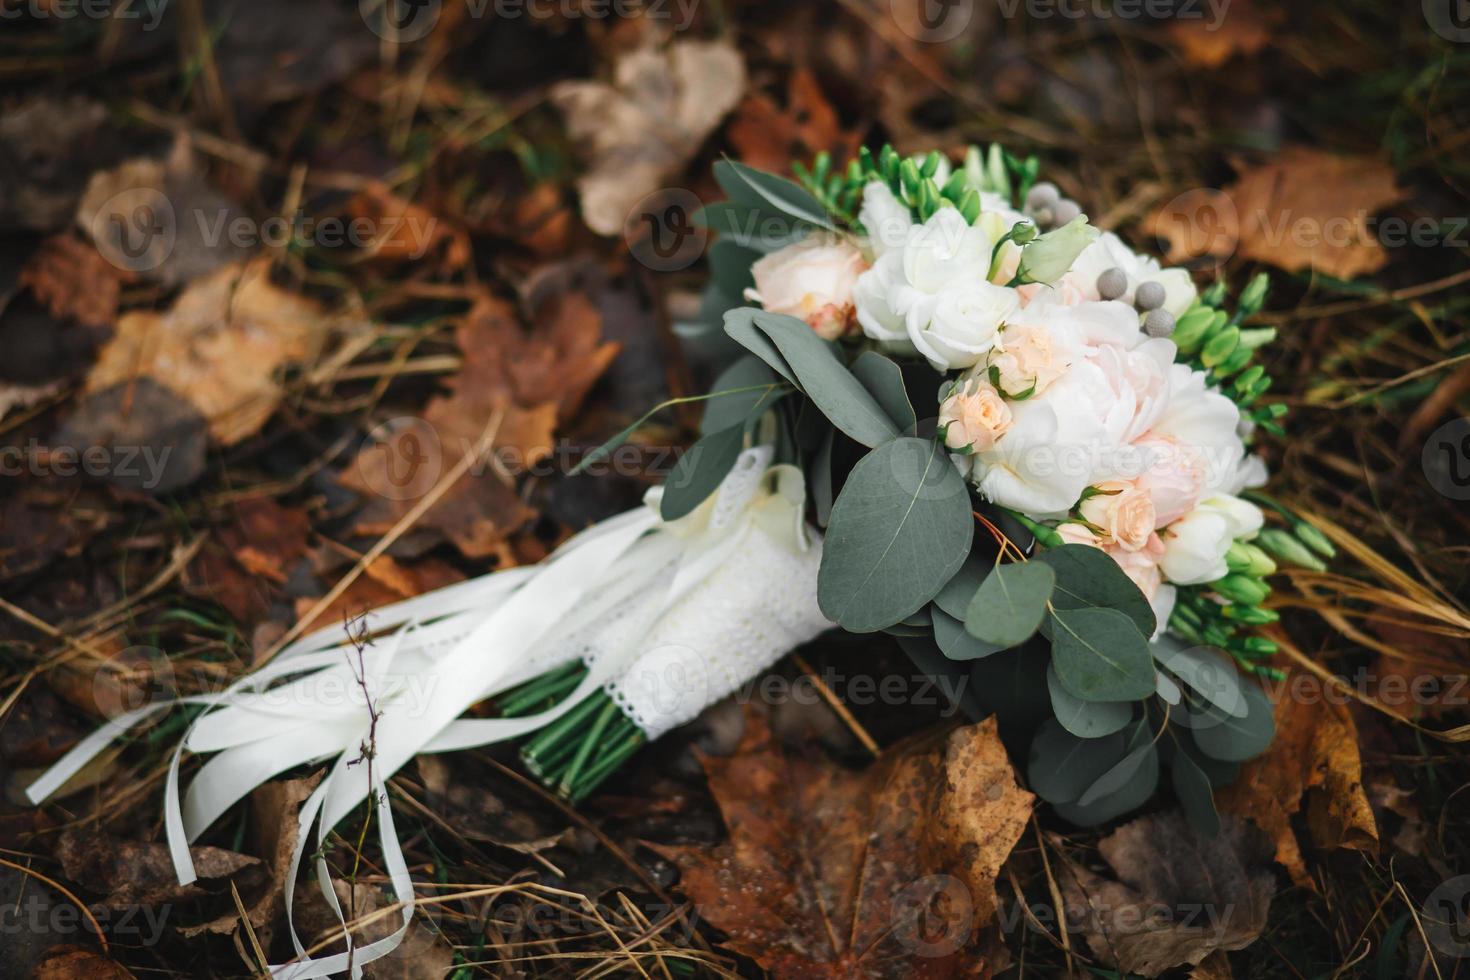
1049 607 1157 701
1027 718 1128 805
895 634 987 723
1047 663 1133 738
700 356 779 435
851 351 917 433
934 557 987 621
1155 670 1182 705
934 607 1004 661
818 437 973 632
706 237 764 296
1153 638 1247 719
1077 742 1157 807
1171 743 1222 836
1054 720 1160 826
723 308 796 384
713 159 836 231
1188 681 1275 762
660 424 747 520
812 427 835 527
965 560 1056 648
696 202 808 252
1039 543 1156 638
751 312 899 448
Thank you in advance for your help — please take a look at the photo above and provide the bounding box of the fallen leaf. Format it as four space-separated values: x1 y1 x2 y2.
1057 811 1275 977
56 829 261 908
293 878 455 980
1216 671 1379 886
19 235 134 329
205 0 378 104
1150 148 1403 280
653 712 1032 978
0 97 136 234
0 295 110 389
728 68 862 175
179 773 323 944
32 945 137 980
1189 950 1235 979
342 184 472 271
552 39 746 235
76 141 255 287
1165 0 1280 68
341 292 618 558
53 378 211 493
222 497 313 583
85 258 335 445
0 486 105 583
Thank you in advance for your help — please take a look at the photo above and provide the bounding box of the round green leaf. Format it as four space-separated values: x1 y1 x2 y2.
818 437 974 632
1027 719 1128 805
1047 663 1134 738
1049 607 1157 702
965 560 1056 648
1188 681 1276 762
1039 543 1156 638
934 607 1004 661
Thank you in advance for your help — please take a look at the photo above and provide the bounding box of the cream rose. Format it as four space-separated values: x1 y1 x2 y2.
745 235 868 340
986 322 1072 397
1079 480 1157 553
940 379 1013 453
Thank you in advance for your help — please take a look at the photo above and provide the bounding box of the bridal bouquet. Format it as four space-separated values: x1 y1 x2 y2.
28 144 1335 977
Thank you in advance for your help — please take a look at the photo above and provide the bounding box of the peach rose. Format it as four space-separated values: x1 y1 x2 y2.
745 235 868 340
1130 435 1206 527
986 323 1070 396
1107 532 1166 599
939 380 1013 453
1079 480 1157 553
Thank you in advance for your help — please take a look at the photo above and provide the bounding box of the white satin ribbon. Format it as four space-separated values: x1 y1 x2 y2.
26 446 832 977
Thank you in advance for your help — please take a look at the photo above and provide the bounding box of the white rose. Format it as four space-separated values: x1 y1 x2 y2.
899 206 993 295
1159 505 1232 585
745 235 868 340
907 281 1018 371
1148 364 1248 498
853 251 911 348
857 181 914 258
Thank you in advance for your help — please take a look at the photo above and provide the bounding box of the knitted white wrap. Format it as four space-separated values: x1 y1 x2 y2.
27 446 831 978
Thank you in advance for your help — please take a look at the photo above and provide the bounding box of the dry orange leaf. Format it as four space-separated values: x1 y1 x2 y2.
728 68 863 175
343 184 471 270
654 713 1032 978
19 234 134 329
1237 149 1399 280
1216 669 1379 886
85 258 334 445
341 292 619 559
1165 0 1279 68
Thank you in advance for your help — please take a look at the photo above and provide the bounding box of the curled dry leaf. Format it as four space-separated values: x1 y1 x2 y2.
53 378 210 494
1165 0 1280 69
341 292 618 558
178 772 322 944
342 184 472 271
653 712 1033 979
728 68 863 175
56 829 261 909
552 39 746 236
1216 670 1378 886
1057 810 1276 977
85 258 335 446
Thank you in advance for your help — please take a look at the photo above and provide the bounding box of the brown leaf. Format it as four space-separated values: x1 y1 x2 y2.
0 96 135 234
19 235 134 329
32 945 138 980
1165 0 1280 68
221 497 312 583
1057 811 1275 977
1153 148 1402 280
85 258 334 445
76 141 254 288
53 378 210 494
178 773 323 942
553 39 745 235
56 829 260 909
653 713 1032 978
728 68 863 175
342 184 472 271
1216 671 1379 887
340 292 618 558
